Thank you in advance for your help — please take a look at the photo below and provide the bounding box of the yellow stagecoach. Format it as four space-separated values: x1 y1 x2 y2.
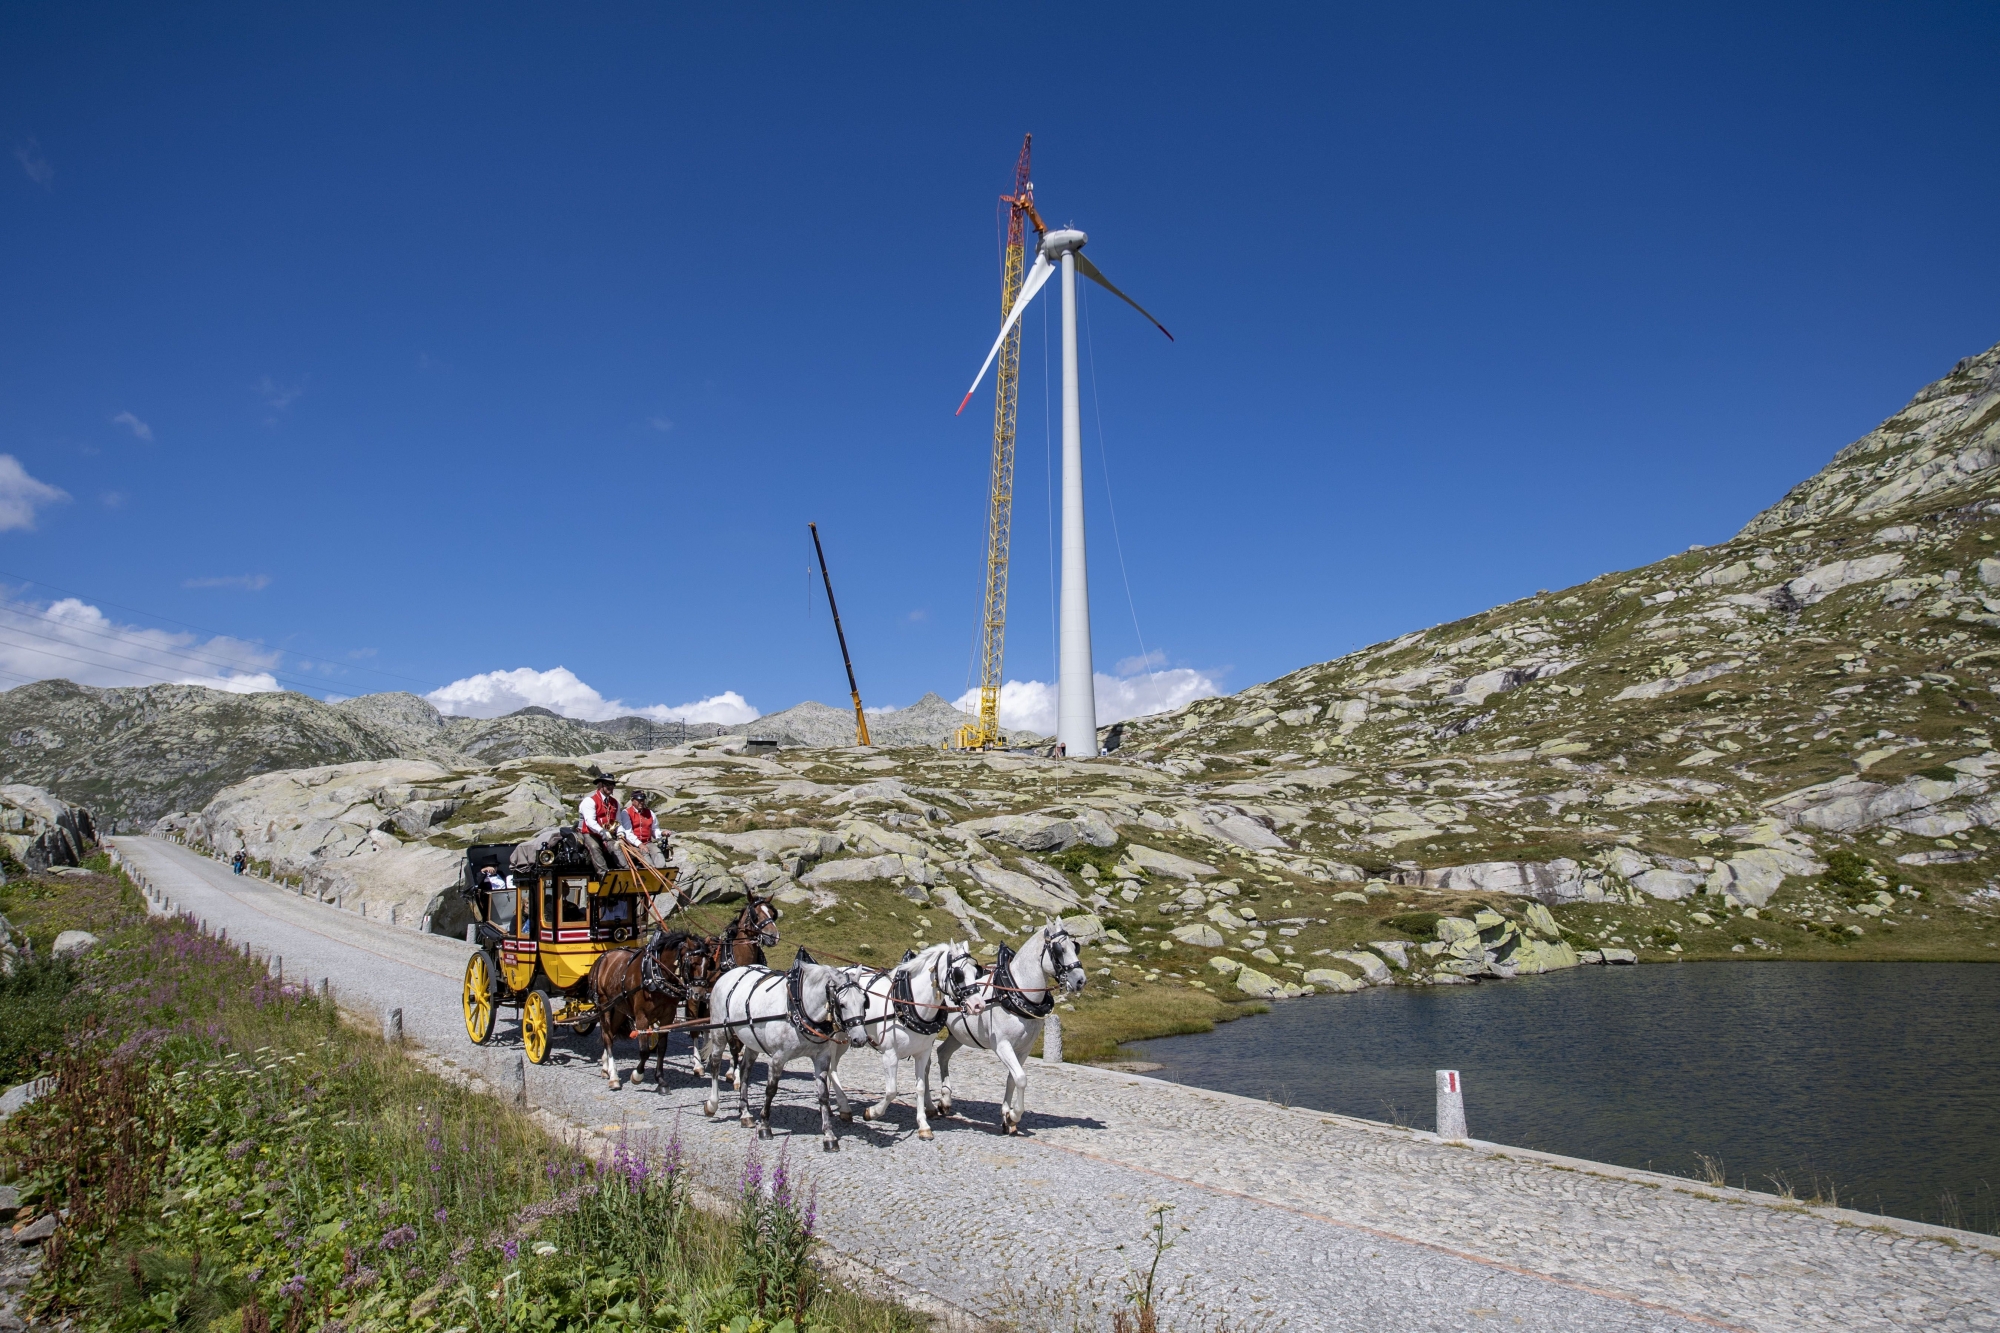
458 833 678 1064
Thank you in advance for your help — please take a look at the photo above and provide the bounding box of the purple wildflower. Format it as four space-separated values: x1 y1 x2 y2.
501 1238 519 1262
434 1208 448 1226
227 1139 256 1161
771 1143 791 1206
378 1225 417 1252
279 1275 307 1300
740 1144 763 1197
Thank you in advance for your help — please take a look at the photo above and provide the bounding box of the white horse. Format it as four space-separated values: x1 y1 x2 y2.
828 941 985 1141
933 921 1087 1135
700 948 871 1151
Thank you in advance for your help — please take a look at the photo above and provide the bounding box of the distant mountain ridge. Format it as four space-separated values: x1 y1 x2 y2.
0 681 1023 827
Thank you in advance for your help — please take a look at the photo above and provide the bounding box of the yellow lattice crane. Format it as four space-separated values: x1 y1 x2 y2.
956 134 1045 751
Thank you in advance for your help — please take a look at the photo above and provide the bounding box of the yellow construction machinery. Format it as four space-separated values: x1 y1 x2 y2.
809 521 872 746
956 134 1046 750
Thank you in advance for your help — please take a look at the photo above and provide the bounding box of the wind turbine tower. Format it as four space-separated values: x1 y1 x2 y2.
959 175 1172 758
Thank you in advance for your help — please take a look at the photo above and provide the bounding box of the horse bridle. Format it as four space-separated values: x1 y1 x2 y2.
987 927 1082 1021
785 954 865 1045
873 945 977 1043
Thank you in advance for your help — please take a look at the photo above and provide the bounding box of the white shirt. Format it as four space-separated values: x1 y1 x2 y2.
579 791 617 837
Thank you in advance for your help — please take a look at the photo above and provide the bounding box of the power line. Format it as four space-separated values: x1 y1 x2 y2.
0 567 446 692
0 617 325 694
0 632 274 694
0 607 316 690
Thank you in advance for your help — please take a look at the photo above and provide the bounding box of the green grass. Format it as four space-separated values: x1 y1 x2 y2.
0 900 925 1333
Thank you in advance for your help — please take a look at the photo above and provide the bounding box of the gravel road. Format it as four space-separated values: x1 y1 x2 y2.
111 837 1998 1333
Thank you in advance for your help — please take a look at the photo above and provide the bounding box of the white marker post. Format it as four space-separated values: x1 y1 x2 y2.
383 1007 404 1045
1043 1010 1063 1064
1436 1069 1467 1141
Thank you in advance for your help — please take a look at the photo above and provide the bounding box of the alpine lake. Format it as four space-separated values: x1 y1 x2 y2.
1125 960 2000 1233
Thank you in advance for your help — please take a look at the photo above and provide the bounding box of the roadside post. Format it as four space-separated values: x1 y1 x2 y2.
1436 1069 1467 1140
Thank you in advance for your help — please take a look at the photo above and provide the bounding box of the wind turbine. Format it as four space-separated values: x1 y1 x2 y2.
958 222 1172 759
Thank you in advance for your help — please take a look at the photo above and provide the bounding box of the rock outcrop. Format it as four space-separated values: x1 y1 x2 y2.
0 783 97 872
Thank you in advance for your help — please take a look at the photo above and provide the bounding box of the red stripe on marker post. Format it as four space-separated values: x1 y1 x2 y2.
1436 1069 1467 1141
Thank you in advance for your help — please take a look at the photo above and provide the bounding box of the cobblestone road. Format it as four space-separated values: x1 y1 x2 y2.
112 837 1998 1332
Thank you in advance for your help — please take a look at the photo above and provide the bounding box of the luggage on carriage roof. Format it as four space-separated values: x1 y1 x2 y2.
508 825 591 874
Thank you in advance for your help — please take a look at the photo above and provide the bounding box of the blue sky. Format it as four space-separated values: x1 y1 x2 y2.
2 3 1997 732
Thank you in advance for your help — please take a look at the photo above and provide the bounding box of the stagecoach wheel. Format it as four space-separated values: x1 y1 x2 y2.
522 989 553 1065
462 952 496 1045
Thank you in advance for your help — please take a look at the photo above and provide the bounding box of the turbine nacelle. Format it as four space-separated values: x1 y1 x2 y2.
1039 227 1088 260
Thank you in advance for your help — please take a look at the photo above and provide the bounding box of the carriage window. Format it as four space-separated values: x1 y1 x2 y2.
597 897 633 926
559 879 590 927
488 888 518 933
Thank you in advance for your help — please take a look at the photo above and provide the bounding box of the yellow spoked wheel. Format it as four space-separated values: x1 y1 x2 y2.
462 951 496 1045
522 989 553 1065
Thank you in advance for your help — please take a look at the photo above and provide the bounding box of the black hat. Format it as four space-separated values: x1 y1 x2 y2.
594 774 616 787
628 789 651 803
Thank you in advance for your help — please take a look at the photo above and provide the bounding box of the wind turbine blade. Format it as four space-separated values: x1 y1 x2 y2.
1073 252 1174 342
957 252 1057 414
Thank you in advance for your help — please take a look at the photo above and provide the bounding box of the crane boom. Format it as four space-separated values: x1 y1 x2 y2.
809 522 871 747
958 134 1037 751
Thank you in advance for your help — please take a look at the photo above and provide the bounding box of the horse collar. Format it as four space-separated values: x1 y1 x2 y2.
785 951 837 1043
992 942 1055 1020
892 964 945 1036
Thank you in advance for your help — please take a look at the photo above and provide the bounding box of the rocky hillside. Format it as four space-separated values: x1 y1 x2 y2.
144 338 2000 1062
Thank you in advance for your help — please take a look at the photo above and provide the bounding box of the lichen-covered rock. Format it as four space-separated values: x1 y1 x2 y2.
1169 923 1224 948
1120 844 1217 881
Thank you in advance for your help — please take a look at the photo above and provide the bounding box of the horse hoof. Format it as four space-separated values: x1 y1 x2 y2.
703 1101 717 1118
822 1139 840 1152
758 1127 774 1140
861 1106 881 1122
839 1110 854 1123
917 1128 933 1141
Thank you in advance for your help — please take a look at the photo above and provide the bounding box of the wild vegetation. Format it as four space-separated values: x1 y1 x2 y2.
0 875 922 1333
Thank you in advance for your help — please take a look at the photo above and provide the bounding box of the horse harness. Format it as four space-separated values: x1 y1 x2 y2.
988 942 1057 1020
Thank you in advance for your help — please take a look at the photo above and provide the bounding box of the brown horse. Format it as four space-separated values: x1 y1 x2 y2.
588 929 711 1090
693 892 782 1087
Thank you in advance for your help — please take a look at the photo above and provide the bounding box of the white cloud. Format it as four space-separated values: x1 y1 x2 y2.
955 664 1223 736
14 139 51 188
1115 649 1167 675
257 376 305 419
111 411 153 441
426 666 758 726
0 593 282 694
0 457 69 532
636 692 758 725
183 574 272 591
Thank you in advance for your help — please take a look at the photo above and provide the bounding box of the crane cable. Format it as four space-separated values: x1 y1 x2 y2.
1079 281 1160 701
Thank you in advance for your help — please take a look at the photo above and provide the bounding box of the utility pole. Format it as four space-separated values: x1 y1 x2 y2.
809 522 871 746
